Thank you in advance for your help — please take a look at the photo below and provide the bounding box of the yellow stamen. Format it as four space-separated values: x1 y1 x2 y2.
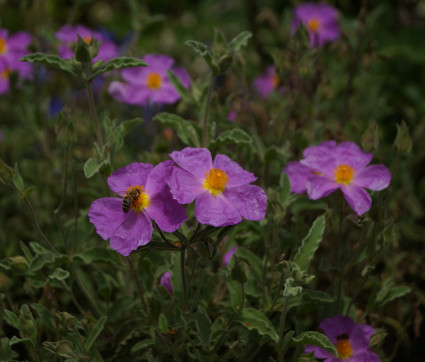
146 72 162 89
83 36 92 44
0 37 7 54
336 339 353 359
125 185 150 212
334 164 355 185
312 170 323 176
306 18 321 33
203 168 229 196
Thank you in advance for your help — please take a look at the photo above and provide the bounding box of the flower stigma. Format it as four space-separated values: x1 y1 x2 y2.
336 338 353 359
0 38 6 54
306 18 321 32
334 164 355 185
124 185 150 212
147 72 162 89
203 168 229 196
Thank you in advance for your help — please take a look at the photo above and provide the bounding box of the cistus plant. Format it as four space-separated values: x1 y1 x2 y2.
0 1 421 361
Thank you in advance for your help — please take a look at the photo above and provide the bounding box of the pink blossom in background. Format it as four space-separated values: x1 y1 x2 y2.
291 3 340 47
108 54 190 106
55 24 118 62
223 245 237 266
284 141 391 215
88 161 187 256
160 271 173 293
305 315 380 361
168 147 267 227
253 66 284 98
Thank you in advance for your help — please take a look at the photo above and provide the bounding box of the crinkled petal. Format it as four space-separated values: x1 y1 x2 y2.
109 211 153 256
320 315 355 345
304 345 335 360
341 184 372 215
167 167 205 204
107 163 153 194
146 160 173 195
8 31 32 49
145 188 187 232
160 271 173 293
354 165 391 191
88 197 128 240
213 154 257 187
94 41 118 62
349 350 381 362
306 175 338 200
335 142 373 169
172 66 191 88
195 193 242 227
350 324 376 351
283 161 313 194
144 54 174 72
121 66 147 84
224 185 267 221
169 147 213 178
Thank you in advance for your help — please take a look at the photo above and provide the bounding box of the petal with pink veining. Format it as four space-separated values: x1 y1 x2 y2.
341 184 372 215
167 167 205 204
213 154 256 187
354 164 391 191
107 163 153 194
224 185 267 221
169 147 213 179
194 193 241 227
306 175 338 200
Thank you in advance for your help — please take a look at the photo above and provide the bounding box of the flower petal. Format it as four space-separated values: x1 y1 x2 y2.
283 161 313 194
194 193 242 227
109 211 153 256
304 345 335 359
169 147 213 179
224 185 267 221
350 350 381 362
350 324 376 351
354 165 391 191
320 315 355 345
88 197 127 240
335 142 373 169
145 160 173 195
146 188 187 232
107 163 153 194
213 154 256 187
306 175 338 200
167 167 205 204
341 184 372 215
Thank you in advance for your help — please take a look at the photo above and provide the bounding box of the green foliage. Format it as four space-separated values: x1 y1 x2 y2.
290 331 337 356
240 308 279 342
154 112 200 147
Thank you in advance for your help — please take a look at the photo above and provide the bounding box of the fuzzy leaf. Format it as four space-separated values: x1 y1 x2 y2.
228 31 252 51
131 339 155 354
90 56 148 79
227 280 243 310
291 331 337 356
293 216 326 271
376 285 411 308
394 121 412 153
302 290 334 303
185 40 220 74
49 268 70 281
3 309 19 329
83 158 102 179
20 53 80 77
167 69 191 103
240 308 278 342
209 128 253 147
154 112 200 147
184 306 211 346
158 314 168 333
85 316 107 351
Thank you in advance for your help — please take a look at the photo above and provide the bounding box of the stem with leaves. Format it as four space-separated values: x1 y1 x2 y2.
277 296 290 362
202 75 215 147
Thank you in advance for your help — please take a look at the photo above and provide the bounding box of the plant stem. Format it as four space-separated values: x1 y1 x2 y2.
190 267 204 311
180 246 188 311
126 256 149 312
85 79 104 150
202 75 214 147
277 296 290 362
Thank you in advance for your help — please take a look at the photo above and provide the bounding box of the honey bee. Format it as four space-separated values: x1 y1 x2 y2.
122 188 140 213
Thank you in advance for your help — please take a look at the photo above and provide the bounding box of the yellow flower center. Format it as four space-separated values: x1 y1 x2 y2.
124 185 150 212
203 168 229 196
336 339 353 359
271 74 280 88
1 68 9 79
334 164 355 185
0 37 6 54
83 36 92 44
306 18 322 33
147 72 162 89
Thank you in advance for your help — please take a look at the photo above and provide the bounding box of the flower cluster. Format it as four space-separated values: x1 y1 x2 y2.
108 54 190 106
305 315 380 361
0 28 32 94
291 2 340 47
55 24 119 62
89 148 267 255
284 141 391 215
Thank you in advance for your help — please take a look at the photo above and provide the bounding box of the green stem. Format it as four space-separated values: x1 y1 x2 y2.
190 267 204 311
126 256 149 312
85 79 104 150
277 296 290 362
202 75 214 147
180 246 188 311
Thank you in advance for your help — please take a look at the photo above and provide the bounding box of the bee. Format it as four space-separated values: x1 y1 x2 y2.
122 188 140 213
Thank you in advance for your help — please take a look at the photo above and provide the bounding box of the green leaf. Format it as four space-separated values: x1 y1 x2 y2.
9 336 33 346
302 290 334 303
0 158 15 184
278 172 291 206
20 53 80 77
167 69 191 103
283 277 303 297
240 308 278 342
3 309 19 329
131 339 155 354
158 314 168 333
49 268 70 281
185 40 220 74
90 56 147 80
228 31 252 51
73 247 118 264
43 340 74 358
83 158 103 179
184 306 211 346
394 121 412 153
235 246 263 277
85 316 107 351
291 331 337 356
154 112 200 147
227 280 243 310
376 285 411 308
293 216 326 271
209 128 253 147
1 337 19 360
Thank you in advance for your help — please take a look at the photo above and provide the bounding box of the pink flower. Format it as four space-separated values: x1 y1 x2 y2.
291 3 340 47
88 161 187 256
284 141 391 215
168 147 267 227
160 271 173 293
305 315 380 361
55 24 118 62
223 245 237 266
108 54 190 106
253 66 284 98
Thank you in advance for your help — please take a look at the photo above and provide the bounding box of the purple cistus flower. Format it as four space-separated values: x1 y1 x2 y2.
108 54 190 106
55 24 118 62
223 245 237 266
253 66 284 98
284 141 391 215
168 147 267 227
291 2 340 47
160 271 173 293
89 161 187 256
305 315 380 361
